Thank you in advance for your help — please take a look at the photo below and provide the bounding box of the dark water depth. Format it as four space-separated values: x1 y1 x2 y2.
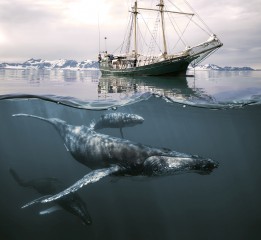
0 69 261 240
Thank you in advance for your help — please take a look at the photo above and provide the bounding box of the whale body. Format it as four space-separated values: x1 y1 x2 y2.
9 168 92 225
90 112 144 138
13 113 218 205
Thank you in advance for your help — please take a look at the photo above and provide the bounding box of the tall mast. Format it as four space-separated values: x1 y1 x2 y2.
157 0 167 58
133 1 138 60
135 0 194 58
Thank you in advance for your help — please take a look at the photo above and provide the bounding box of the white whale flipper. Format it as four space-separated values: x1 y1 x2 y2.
39 205 62 215
23 165 121 206
41 165 121 203
22 195 53 209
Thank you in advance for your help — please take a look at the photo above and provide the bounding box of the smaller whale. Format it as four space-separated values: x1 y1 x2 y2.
9 168 92 225
90 112 144 138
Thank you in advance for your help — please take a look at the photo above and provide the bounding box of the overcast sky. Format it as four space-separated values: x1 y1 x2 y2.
0 0 260 68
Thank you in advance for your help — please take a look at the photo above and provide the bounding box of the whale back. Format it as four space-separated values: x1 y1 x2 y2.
68 130 169 171
92 113 144 130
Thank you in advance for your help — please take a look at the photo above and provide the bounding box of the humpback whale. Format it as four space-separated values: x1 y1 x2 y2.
13 113 218 206
9 168 92 225
90 112 144 138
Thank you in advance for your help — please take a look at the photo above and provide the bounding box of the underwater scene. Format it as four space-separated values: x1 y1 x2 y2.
0 68 261 240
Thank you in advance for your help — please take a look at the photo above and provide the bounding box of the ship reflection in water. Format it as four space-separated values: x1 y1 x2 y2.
97 74 215 105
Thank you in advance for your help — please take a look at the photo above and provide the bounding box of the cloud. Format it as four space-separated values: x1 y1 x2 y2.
0 0 130 62
0 0 62 26
0 0 260 68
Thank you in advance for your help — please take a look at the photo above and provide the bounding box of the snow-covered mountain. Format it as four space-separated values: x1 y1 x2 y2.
0 59 255 71
0 58 99 70
192 64 254 71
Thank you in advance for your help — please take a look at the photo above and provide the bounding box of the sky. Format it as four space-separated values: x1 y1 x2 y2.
0 0 260 68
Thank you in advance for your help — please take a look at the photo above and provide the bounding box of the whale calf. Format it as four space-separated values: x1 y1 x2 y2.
9 168 92 225
90 112 144 138
13 113 218 205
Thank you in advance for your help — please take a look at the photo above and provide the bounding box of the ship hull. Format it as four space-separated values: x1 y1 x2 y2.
100 55 195 76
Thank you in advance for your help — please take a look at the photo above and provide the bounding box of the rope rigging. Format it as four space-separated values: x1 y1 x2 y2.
140 13 162 55
166 0 212 36
166 11 193 50
122 14 134 54
118 0 209 56
183 0 213 34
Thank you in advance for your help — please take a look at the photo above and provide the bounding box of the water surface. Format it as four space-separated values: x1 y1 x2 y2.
0 69 261 240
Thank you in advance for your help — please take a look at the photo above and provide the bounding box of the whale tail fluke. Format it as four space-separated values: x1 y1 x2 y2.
9 168 29 187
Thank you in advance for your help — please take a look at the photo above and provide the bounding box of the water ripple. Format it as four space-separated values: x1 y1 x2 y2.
1 92 260 110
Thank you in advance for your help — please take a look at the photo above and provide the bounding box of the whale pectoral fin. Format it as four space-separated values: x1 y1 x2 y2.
39 205 62 215
25 165 121 205
21 195 53 209
40 165 121 203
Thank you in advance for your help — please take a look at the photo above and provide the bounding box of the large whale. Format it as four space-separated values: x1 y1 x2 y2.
9 168 92 225
13 113 218 205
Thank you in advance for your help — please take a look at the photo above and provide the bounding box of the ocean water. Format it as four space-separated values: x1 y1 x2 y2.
0 68 261 240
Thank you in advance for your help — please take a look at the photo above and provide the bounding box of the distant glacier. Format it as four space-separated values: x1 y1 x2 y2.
0 58 255 71
0 58 99 70
190 64 254 71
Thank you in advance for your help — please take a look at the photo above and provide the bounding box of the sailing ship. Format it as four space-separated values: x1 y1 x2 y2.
99 0 223 76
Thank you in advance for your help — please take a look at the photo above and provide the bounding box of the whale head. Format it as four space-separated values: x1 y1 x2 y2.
143 155 218 176
184 155 219 175
128 114 144 125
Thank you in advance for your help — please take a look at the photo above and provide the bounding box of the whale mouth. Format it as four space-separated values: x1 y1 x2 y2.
190 158 219 175
136 116 145 123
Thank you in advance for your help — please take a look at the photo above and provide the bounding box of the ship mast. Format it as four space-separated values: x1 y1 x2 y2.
132 1 138 61
132 0 194 59
157 0 168 58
